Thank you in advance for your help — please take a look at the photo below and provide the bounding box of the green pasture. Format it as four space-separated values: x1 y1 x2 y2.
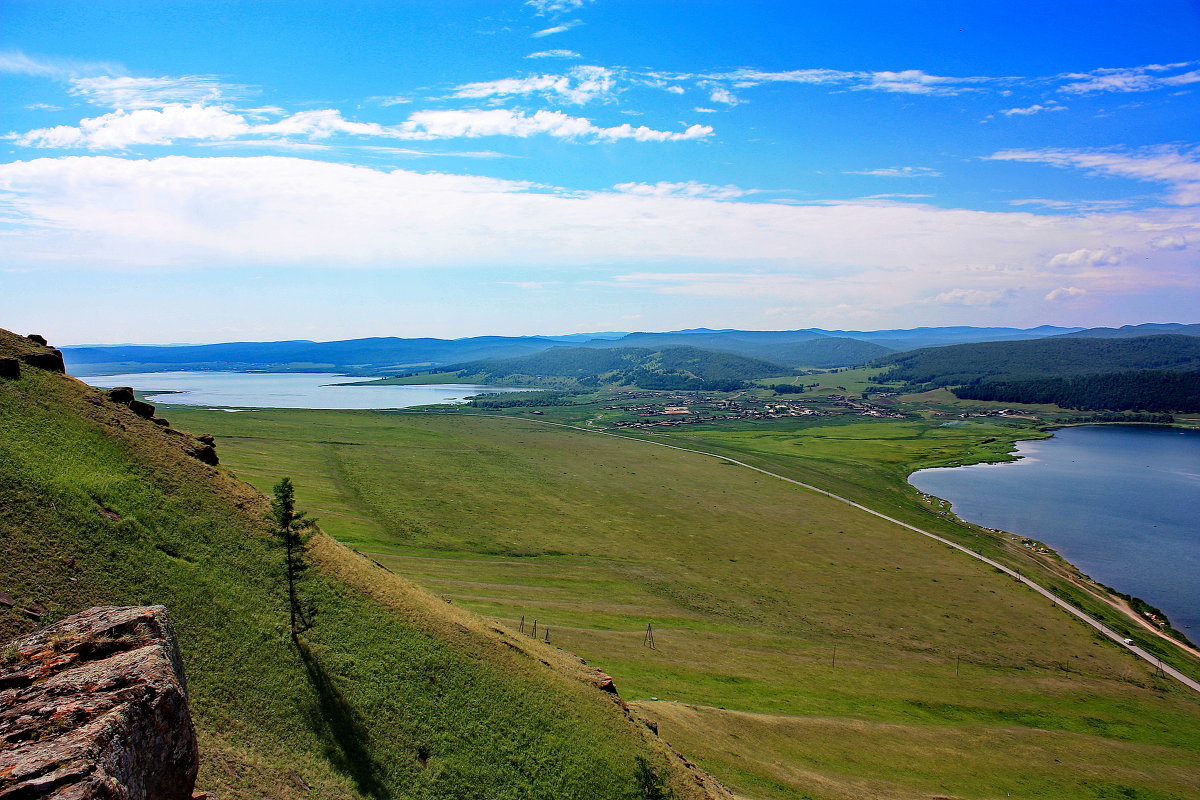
167 404 1200 800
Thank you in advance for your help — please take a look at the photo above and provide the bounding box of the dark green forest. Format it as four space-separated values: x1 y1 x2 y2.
875 334 1200 388
952 370 1200 412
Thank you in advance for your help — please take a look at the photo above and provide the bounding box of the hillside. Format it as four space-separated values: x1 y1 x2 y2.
447 345 790 390
874 334 1200 388
0 328 724 800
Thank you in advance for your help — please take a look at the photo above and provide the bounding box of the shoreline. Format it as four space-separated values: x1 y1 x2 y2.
907 423 1199 652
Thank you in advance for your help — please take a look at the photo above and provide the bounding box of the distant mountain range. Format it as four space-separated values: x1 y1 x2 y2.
62 324 1118 376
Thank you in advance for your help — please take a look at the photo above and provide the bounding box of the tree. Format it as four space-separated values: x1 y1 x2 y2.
271 477 316 638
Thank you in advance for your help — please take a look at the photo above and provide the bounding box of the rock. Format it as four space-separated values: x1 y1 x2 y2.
0 359 18 380
128 400 156 419
592 668 618 694
0 605 198 800
187 442 219 467
25 334 47 346
107 388 135 404
21 349 65 374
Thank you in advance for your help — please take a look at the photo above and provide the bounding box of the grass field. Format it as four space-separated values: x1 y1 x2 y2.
166 403 1200 800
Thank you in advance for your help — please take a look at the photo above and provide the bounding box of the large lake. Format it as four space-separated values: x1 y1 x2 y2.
910 425 1200 634
84 371 530 410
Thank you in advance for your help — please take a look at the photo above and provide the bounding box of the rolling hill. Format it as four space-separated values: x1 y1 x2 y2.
1055 322 1200 339
447 345 790 389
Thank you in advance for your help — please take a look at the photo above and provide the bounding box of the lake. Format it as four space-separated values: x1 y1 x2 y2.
83 371 531 410
909 425 1200 635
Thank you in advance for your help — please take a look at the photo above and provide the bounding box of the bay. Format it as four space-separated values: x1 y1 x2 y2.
909 425 1200 634
84 371 531 410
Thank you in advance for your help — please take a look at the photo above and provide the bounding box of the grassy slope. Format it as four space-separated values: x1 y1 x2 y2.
164 404 1200 800
0 331 718 800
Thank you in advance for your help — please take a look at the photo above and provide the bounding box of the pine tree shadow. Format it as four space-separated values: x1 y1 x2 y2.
296 640 390 799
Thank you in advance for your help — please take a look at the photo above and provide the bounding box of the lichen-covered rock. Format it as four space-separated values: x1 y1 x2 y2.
0 606 198 800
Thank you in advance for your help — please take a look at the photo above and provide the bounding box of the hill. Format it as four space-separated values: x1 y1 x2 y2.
953 369 1200 412
874 334 1200 388
582 331 892 368
1055 322 1200 339
61 335 579 377
61 326 1088 377
0 328 724 800
448 345 790 390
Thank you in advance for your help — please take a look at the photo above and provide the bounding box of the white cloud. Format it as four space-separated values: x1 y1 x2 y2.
254 109 391 138
526 50 581 59
1057 62 1200 94
532 22 580 37
451 66 615 104
701 67 999 96
2 155 1194 324
68 75 250 109
999 103 1066 116
613 181 745 199
708 86 740 106
1148 234 1189 250
12 104 252 149
1045 286 1087 301
693 107 717 113
10 104 712 149
990 147 1200 205
395 109 712 141
0 51 121 80
845 166 942 178
924 288 1007 306
1047 247 1123 269
526 0 593 14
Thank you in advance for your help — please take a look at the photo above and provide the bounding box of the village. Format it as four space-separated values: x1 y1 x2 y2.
602 391 906 429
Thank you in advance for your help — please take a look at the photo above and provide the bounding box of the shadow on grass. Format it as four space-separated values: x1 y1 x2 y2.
296 639 390 799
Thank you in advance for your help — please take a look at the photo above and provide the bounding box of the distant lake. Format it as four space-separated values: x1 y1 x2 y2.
910 425 1200 634
83 371 531 410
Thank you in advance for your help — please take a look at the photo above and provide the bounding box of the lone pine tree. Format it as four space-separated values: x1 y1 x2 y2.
271 477 316 638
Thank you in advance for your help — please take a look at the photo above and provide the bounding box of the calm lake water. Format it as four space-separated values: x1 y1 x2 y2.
84 371 531 410
910 425 1200 634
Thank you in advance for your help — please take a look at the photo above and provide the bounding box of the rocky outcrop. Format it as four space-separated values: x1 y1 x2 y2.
19 335 65 374
0 606 198 799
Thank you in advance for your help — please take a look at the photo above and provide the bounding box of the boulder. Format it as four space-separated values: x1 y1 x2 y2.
25 334 47 346
0 606 198 799
107 388 135 404
127 400 156 419
21 349 65 374
0 359 18 380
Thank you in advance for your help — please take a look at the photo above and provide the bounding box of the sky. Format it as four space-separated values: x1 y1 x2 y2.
2 0 1199 344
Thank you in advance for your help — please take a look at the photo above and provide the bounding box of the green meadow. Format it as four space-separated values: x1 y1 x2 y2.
166 404 1200 800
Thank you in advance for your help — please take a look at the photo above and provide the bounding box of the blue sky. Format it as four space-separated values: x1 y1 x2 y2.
2 0 1199 344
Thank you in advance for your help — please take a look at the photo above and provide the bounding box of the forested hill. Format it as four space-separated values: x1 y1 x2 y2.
953 370 1200 413
448 345 789 390
874 334 1200 388
582 331 892 368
